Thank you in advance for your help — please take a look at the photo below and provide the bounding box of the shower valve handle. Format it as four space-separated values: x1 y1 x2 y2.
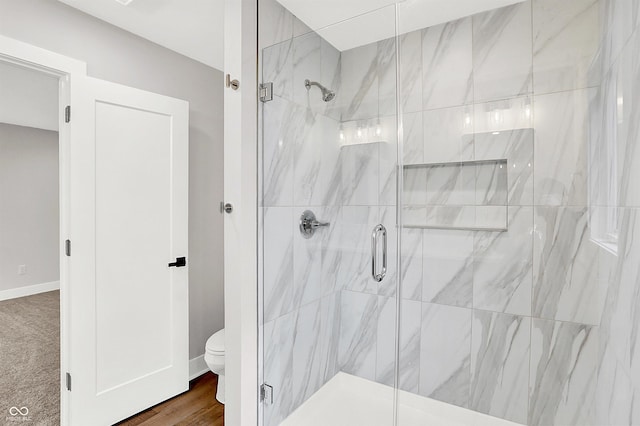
299 210 330 239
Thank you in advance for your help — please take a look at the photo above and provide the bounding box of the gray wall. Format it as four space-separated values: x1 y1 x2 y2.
0 0 224 359
0 123 59 291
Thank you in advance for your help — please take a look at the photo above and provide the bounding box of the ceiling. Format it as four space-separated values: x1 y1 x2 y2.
0 61 59 131
53 0 524 71
57 0 224 71
279 0 526 51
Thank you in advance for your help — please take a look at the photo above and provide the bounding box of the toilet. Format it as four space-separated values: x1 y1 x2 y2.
205 328 226 404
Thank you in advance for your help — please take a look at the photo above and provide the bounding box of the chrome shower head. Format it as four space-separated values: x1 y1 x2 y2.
305 79 336 102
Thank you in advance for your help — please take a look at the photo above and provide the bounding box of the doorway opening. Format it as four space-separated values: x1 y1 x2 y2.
0 58 62 424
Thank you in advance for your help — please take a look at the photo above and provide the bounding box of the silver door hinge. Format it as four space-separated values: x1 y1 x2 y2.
66 372 71 391
259 83 273 103
260 383 273 405
65 239 71 256
65 105 71 123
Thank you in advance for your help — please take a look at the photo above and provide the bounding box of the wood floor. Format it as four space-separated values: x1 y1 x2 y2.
116 372 224 426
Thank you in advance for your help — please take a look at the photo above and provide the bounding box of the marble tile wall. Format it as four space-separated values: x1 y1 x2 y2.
259 2 345 423
259 0 640 424
340 1 634 425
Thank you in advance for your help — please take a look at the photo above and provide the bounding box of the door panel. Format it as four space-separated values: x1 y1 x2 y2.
69 76 189 425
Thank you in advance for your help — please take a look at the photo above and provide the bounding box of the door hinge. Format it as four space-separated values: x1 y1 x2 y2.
260 383 273 405
259 82 273 103
65 105 71 123
66 372 71 391
65 239 71 256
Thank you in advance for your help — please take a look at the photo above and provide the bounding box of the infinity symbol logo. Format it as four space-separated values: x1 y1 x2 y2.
9 406 29 416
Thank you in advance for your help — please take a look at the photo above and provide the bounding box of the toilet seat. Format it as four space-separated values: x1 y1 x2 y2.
206 329 225 356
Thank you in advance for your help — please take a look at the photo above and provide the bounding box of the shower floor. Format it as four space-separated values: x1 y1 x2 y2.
281 372 523 426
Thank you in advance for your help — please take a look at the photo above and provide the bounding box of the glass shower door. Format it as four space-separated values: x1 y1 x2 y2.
257 3 401 425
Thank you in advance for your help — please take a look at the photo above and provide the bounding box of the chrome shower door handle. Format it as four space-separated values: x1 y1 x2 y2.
371 224 387 283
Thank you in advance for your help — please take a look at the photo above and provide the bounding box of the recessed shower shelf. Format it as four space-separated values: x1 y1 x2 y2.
402 158 509 232
402 224 508 232
402 158 508 170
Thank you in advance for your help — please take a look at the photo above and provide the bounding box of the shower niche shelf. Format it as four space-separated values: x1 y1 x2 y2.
402 158 508 232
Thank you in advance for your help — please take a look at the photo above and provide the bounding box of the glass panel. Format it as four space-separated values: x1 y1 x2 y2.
258 3 400 425
398 1 640 426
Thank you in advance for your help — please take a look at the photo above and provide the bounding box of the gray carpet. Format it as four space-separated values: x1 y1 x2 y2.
0 290 59 426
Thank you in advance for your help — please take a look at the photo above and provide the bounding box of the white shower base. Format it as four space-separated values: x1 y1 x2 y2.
281 372 523 426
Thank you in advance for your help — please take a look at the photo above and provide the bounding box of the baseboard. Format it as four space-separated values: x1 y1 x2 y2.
189 354 209 380
0 280 60 301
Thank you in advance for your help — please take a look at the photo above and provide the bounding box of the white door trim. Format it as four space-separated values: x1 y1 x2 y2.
0 34 86 426
223 0 258 424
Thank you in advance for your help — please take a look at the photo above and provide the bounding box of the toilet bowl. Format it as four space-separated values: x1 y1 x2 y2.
205 328 225 404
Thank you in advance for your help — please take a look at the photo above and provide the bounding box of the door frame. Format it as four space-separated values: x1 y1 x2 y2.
223 0 258 424
0 34 86 426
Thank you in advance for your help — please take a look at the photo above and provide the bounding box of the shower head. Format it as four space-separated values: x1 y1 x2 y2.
305 79 336 102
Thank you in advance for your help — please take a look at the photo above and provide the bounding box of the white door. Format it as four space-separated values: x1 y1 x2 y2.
67 76 189 425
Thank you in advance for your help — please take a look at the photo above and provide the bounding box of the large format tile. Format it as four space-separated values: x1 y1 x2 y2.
533 0 602 94
379 116 400 207
473 1 533 102
375 296 397 387
321 39 343 121
320 207 342 295
401 228 423 302
419 303 472 408
340 43 379 121
338 290 379 381
263 312 295 426
399 31 423 114
422 229 473 307
374 297 421 392
529 319 597 426
263 207 294 322
473 96 533 135
474 129 534 206
470 310 530 424
534 88 596 206
262 96 296 207
341 142 380 206
532 206 603 325
377 38 398 118
423 105 474 163
473 207 533 316
598 209 640 374
292 299 324 410
293 112 342 207
319 292 341 383
595 342 638 426
397 299 422 392
263 39 294 101
259 0 293 49
599 0 637 71
613 30 640 208
402 111 424 165
422 17 473 110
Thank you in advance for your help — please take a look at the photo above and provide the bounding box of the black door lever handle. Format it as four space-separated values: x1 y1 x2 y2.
168 257 186 267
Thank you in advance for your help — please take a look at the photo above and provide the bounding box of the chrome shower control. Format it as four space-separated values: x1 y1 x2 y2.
299 210 330 239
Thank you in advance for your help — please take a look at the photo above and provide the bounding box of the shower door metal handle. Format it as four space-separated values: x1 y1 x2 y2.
371 224 387 283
